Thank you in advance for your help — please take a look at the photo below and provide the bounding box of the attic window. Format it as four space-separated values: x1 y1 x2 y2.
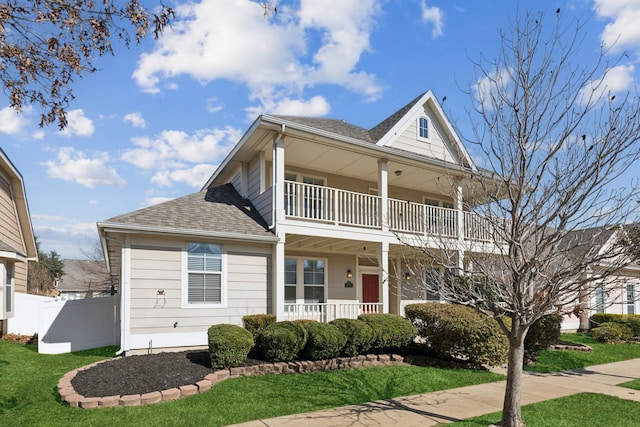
418 117 430 141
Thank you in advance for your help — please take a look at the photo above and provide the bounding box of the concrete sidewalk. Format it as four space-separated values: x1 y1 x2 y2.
230 358 640 427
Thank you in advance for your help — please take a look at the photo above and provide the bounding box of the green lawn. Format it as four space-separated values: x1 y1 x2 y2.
619 378 640 391
525 333 640 373
444 393 640 427
0 340 503 427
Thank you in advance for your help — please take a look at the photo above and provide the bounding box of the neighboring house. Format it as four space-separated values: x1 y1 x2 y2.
0 148 37 333
98 90 507 353
57 259 113 299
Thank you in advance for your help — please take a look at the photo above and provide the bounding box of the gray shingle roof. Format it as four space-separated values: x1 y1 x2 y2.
103 184 274 239
274 92 428 144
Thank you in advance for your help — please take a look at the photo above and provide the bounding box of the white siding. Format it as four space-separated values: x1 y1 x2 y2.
126 236 272 350
386 107 461 165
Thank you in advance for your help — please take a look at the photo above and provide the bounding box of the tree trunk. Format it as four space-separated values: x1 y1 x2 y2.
500 328 527 427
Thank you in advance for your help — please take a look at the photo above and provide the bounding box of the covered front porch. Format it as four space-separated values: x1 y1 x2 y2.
275 236 442 322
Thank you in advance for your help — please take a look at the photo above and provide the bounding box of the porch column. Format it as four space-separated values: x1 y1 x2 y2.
454 179 465 272
380 241 389 313
395 256 403 315
274 238 285 320
273 135 285 222
378 159 388 232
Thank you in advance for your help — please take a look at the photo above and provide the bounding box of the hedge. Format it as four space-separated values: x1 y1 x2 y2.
405 303 508 367
524 313 563 361
329 318 375 357
207 324 254 369
590 321 633 342
357 313 416 353
242 314 277 340
257 321 308 362
301 322 347 360
590 313 640 336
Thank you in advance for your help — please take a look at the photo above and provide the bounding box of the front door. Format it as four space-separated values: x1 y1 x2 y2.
362 274 379 304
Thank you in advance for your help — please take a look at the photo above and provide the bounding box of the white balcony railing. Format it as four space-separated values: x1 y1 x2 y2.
283 180 502 243
283 303 382 322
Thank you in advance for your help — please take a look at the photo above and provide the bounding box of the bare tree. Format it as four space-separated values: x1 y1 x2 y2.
397 9 640 427
0 0 175 128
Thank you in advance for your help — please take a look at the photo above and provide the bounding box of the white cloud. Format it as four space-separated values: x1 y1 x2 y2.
123 112 147 128
245 94 331 118
206 97 224 113
0 106 28 134
472 67 513 110
594 0 640 53
121 126 241 171
44 147 126 188
151 164 217 188
420 1 445 38
32 130 45 140
579 64 635 105
31 214 100 259
59 109 94 137
133 0 382 108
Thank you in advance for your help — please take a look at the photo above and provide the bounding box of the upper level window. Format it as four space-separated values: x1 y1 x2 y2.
186 243 224 305
418 117 430 141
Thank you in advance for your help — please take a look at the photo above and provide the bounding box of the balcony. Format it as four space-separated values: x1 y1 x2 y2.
284 180 502 243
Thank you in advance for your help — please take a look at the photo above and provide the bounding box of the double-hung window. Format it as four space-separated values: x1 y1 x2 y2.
186 243 223 305
418 117 430 141
303 259 325 304
627 284 636 315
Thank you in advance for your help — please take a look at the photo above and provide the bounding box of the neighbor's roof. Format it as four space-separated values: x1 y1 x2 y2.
99 183 275 241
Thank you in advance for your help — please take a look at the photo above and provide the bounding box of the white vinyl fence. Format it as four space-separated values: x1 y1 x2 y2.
8 293 120 354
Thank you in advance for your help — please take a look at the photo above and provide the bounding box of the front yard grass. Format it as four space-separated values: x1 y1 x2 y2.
443 392 640 427
525 333 640 373
0 339 503 427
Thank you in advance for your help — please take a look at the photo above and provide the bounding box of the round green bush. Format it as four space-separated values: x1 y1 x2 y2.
329 318 375 356
357 313 416 353
242 314 277 340
207 324 254 369
591 321 633 342
257 321 308 362
590 325 622 343
301 322 347 360
524 313 563 361
405 303 508 367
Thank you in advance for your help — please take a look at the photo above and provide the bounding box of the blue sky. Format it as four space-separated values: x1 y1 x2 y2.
2 0 639 259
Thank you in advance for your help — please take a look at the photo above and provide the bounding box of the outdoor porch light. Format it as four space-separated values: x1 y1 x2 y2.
405 272 411 280
347 269 353 278
394 170 403 176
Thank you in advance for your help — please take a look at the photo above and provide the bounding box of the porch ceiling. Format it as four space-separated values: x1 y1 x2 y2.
285 234 417 258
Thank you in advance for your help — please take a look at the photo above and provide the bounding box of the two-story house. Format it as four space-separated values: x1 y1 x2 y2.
98 90 504 353
0 148 37 333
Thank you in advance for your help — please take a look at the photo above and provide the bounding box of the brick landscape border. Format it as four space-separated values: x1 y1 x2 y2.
59 353 457 409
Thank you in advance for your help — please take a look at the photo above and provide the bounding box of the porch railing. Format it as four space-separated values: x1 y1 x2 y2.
284 180 502 243
283 303 382 322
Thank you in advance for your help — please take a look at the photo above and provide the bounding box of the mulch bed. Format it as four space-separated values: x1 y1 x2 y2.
72 350 215 397
1 333 38 345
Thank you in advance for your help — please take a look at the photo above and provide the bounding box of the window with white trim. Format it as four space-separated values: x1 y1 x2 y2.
186 243 223 304
595 285 605 313
627 284 635 315
285 258 297 307
417 117 430 141
303 259 325 304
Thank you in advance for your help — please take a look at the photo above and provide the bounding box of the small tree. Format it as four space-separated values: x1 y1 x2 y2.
27 237 64 295
397 9 640 427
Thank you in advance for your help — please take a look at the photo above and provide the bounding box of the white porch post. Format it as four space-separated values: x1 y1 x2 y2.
380 241 389 313
395 256 403 315
454 179 465 272
272 134 286 320
378 159 388 233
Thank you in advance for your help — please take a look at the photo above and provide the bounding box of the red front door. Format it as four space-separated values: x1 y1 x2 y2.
362 274 379 304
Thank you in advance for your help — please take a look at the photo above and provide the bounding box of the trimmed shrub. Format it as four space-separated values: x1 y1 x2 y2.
591 321 633 342
357 313 416 353
257 321 308 362
329 318 375 356
242 314 277 340
524 313 563 362
207 324 254 369
590 313 640 337
590 325 622 343
405 303 508 367
301 322 347 360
